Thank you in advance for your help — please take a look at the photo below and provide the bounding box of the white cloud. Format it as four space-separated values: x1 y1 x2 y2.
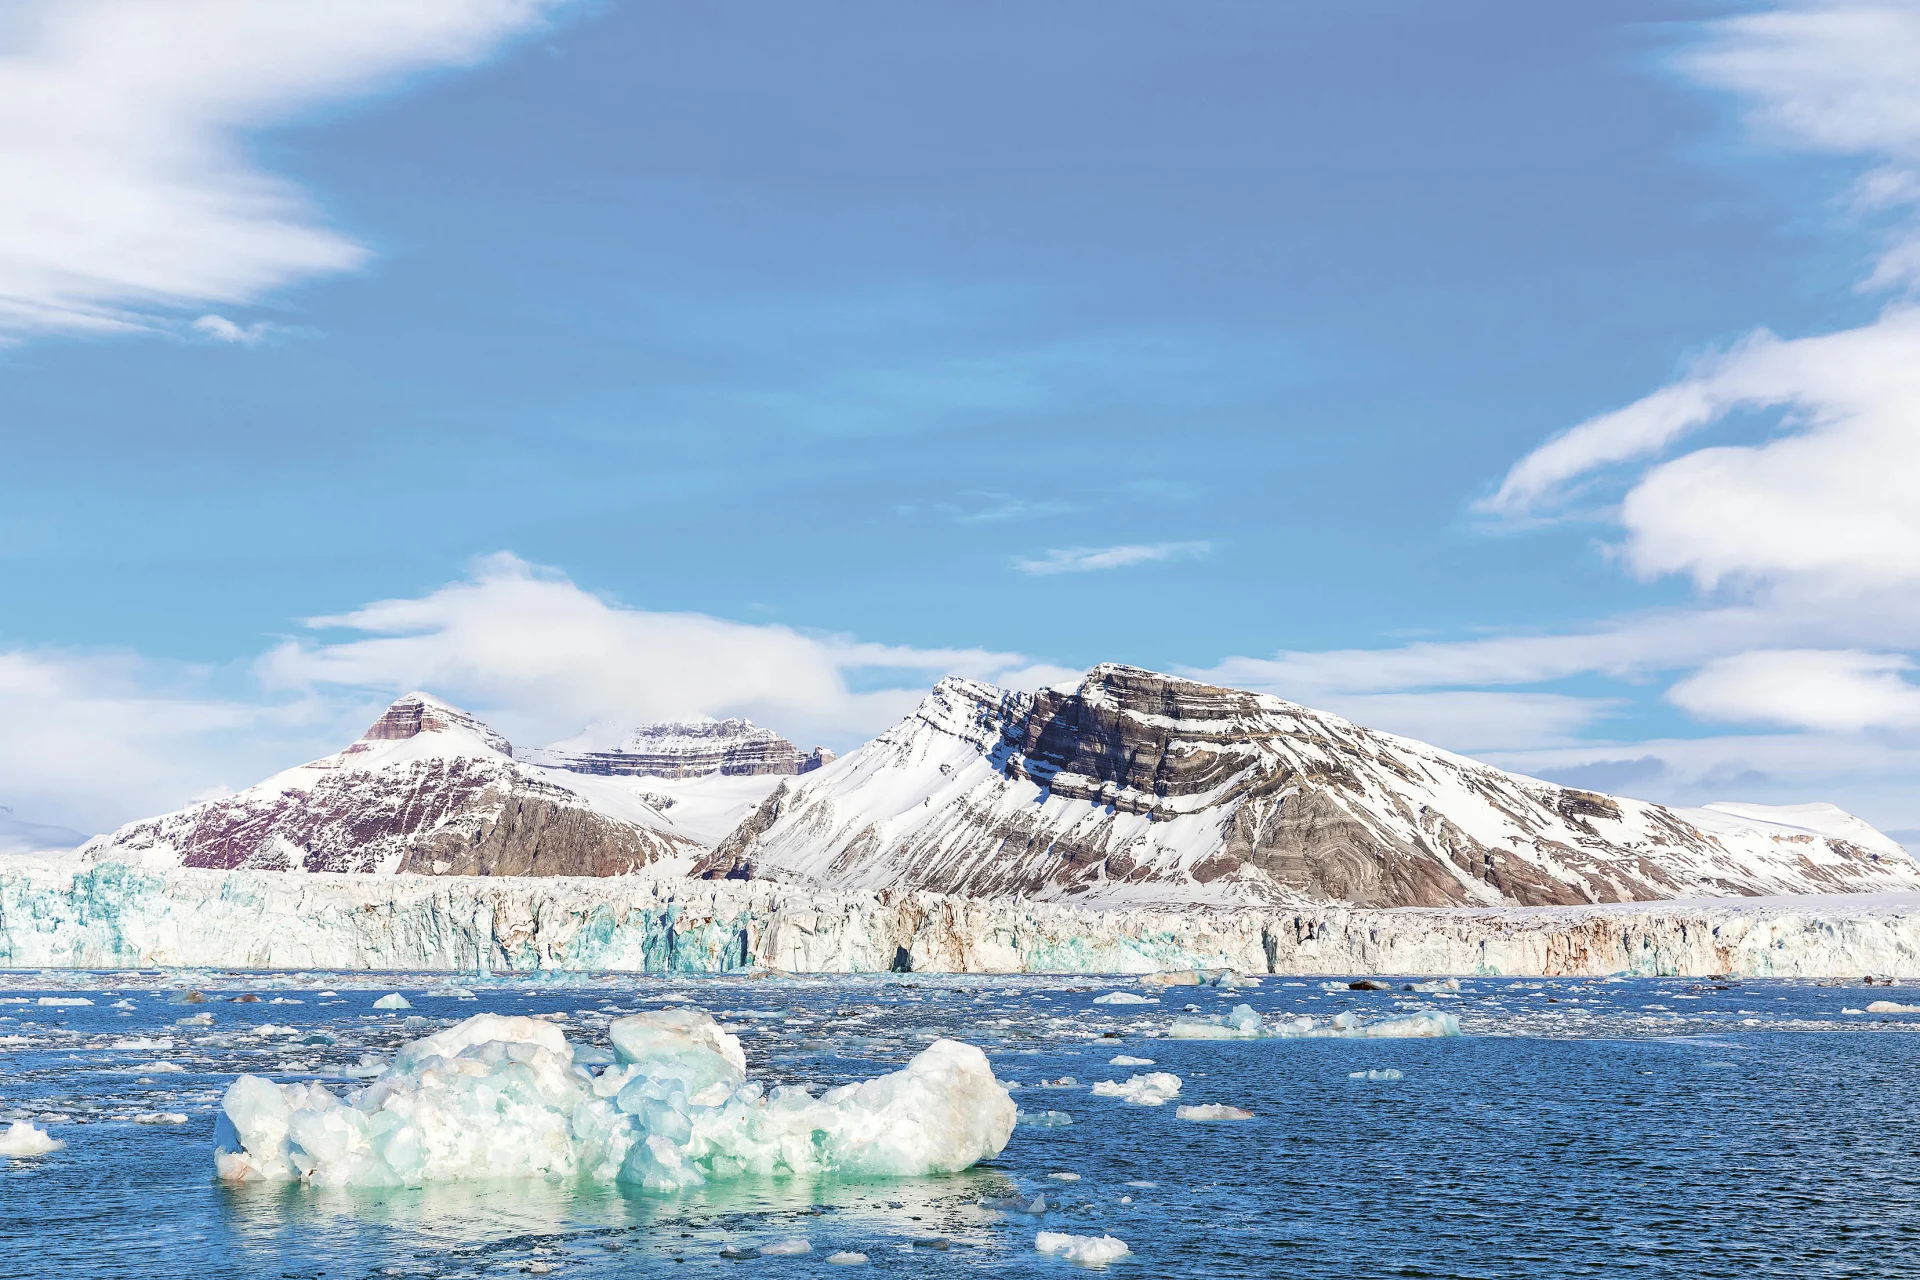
0 0 563 338
1015 541 1210 575
260 553 1055 751
3 554 1071 834
1668 649 1920 732
191 313 270 344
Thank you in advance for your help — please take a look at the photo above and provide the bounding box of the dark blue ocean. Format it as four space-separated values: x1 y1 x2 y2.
3 971 1918 1278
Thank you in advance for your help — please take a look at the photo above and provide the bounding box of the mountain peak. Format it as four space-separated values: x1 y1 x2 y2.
360 693 512 756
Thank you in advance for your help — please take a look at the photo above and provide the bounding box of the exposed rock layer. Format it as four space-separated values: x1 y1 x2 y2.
706 665 1918 908
522 719 833 779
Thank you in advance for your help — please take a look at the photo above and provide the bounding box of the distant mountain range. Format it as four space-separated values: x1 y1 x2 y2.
73 669 1919 908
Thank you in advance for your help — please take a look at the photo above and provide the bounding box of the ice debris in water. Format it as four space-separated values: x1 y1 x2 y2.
1405 978 1461 993
1348 1069 1404 1082
1091 991 1156 1005
1091 1072 1182 1106
37 996 93 1006
372 993 411 1010
1170 1003 1459 1040
214 1008 1014 1190
1016 1110 1073 1128
1036 1232 1131 1265
1107 1055 1154 1066
0 1121 64 1156
1176 1104 1254 1121
759 1240 811 1256
826 1251 868 1265
1865 1001 1920 1014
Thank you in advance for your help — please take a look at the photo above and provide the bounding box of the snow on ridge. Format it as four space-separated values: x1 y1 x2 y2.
710 664 1920 910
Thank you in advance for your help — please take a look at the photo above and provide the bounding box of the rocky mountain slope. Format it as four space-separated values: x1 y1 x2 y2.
76 695 711 877
700 665 1919 908
521 718 833 778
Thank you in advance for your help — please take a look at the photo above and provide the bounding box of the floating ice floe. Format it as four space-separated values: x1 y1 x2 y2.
214 1007 1014 1190
1091 1072 1182 1106
1405 979 1461 993
759 1240 811 1255
0 1121 63 1157
1865 1001 1920 1014
37 996 93 1006
1048 1170 1080 1181
1016 1110 1073 1128
1036 1231 1130 1265
1175 1104 1253 1121
826 1251 868 1264
110 1037 171 1051
1169 1003 1459 1041
1091 992 1157 1005
133 1112 189 1125
1107 1055 1154 1066
1348 1069 1404 1082
372 993 411 1010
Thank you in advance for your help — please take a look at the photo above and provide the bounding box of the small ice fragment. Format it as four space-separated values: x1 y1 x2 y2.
135 1061 186 1074
826 1252 868 1265
1035 1232 1130 1265
1865 1001 1920 1014
1119 1195 1132 1204
1107 1055 1154 1066
1347 1068 1404 1082
1091 1072 1181 1106
37 996 93 1006
1016 1110 1073 1128
110 1037 172 1051
1039 1076 1079 1088
175 1013 214 1026
133 1112 190 1125
1405 978 1461 993
759 1240 811 1256
1048 1171 1080 1181
1348 980 1393 991
1175 1104 1254 1121
1841 1007 1866 1014
0 1121 64 1156
373 993 411 1010
1124 1180 1156 1189
528 1263 554 1275
1091 992 1156 1005
111 999 136 1010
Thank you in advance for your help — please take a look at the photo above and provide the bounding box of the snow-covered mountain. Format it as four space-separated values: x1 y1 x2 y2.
520 717 833 779
700 665 1919 908
76 694 721 876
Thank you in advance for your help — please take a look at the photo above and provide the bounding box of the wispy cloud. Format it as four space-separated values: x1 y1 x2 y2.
191 314 273 345
0 0 566 339
1015 541 1211 575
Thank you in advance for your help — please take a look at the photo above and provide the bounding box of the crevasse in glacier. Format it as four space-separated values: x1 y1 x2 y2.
213 1008 1015 1189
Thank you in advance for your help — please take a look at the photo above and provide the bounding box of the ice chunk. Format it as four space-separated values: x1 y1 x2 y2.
1090 1072 1181 1106
1016 1110 1073 1127
1090 992 1156 1005
109 1037 172 1050
215 1008 1013 1190
133 1112 190 1124
1865 1001 1920 1014
372 993 412 1010
0 1120 64 1156
1175 1104 1253 1121
1048 1170 1080 1181
1169 1004 1458 1040
1107 1055 1154 1066
1035 1232 1130 1265
759 1240 811 1255
826 1251 868 1264
1405 978 1461 993
37 996 93 1006
1348 1068 1404 1081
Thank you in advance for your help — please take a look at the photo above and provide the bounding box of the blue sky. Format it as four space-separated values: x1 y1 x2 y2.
2 0 1918 843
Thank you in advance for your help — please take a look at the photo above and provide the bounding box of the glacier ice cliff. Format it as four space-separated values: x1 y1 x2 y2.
4 856 1919 977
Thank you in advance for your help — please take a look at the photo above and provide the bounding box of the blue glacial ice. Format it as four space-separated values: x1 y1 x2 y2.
213 1007 1014 1189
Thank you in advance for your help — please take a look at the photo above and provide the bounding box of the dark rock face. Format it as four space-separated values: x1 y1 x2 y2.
81 695 697 877
526 719 831 779
711 665 1919 908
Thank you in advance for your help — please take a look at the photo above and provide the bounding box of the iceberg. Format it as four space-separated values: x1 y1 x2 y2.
1348 1069 1404 1082
0 1121 64 1157
214 1008 1013 1189
1090 991 1156 1005
1168 1003 1459 1040
1090 1072 1182 1106
372 993 411 1010
1035 1232 1131 1265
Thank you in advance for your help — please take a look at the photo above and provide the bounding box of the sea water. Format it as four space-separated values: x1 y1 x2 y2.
2 971 1918 1277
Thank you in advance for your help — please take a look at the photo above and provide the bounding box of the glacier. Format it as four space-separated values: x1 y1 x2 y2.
214 1007 1014 1188
5 855 1920 977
